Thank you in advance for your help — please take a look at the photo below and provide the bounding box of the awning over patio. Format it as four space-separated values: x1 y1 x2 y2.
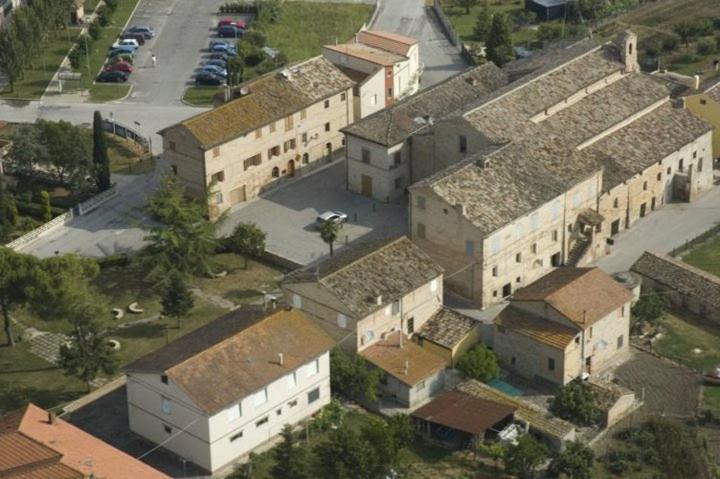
578 208 604 226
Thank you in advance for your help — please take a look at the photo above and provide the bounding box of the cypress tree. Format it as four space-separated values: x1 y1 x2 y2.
92 110 111 191
486 13 514 67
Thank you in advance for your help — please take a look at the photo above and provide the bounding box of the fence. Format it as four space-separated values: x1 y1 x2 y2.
668 223 720 257
103 120 150 152
6 211 74 251
430 0 476 65
77 183 117 215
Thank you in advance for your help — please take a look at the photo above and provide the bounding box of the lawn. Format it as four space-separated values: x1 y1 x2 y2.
106 134 155 174
191 253 282 304
261 2 375 62
0 28 81 99
683 234 720 277
704 387 720 412
438 0 536 46
182 86 221 107
655 312 720 373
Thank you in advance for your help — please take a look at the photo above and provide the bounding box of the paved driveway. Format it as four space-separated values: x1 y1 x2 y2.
219 161 408 265
123 0 226 106
371 0 469 88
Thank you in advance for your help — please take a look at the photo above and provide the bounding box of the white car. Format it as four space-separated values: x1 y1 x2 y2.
113 38 139 49
316 210 348 228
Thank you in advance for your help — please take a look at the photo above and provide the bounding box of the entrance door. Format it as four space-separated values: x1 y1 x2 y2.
640 203 647 217
651 197 656 210
361 174 373 197
229 185 246 205
287 160 295 177
502 283 512 298
611 219 620 236
585 356 592 375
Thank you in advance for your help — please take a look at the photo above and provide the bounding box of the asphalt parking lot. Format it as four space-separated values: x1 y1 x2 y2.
219 161 409 266
122 0 226 105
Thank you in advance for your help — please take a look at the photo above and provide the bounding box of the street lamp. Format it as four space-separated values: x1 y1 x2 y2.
109 111 116 135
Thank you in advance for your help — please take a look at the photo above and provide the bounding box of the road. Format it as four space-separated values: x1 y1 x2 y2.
371 0 468 88
595 185 720 274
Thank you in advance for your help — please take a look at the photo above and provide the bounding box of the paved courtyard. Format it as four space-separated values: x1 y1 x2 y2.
220 161 408 266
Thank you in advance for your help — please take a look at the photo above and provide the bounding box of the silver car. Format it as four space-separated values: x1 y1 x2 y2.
316 210 348 228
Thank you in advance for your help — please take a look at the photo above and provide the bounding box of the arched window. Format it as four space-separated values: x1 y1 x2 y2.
272 167 279 178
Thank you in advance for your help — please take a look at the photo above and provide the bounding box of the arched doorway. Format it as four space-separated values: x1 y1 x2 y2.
287 159 295 177
272 166 279 178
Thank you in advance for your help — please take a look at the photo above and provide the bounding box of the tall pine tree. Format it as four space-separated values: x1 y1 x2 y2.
92 110 111 191
161 270 194 328
270 425 311 479
485 13 514 67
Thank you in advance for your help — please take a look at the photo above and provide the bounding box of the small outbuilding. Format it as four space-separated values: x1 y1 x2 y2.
412 390 516 448
525 0 568 21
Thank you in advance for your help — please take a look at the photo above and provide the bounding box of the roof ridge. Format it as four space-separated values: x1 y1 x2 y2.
321 236 406 284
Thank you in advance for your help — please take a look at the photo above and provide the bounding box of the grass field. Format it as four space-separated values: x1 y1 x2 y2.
438 0 536 46
683 235 720 278
106 134 155 174
182 86 221 107
655 312 720 373
261 2 375 62
0 29 81 99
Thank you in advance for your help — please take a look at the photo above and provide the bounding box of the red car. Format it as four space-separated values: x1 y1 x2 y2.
105 61 134 73
218 18 246 29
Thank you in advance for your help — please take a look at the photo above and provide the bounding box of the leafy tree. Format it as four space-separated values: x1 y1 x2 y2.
271 425 311 479
0 178 18 233
549 440 594 479
549 380 601 426
473 7 492 43
477 441 505 468
226 222 265 268
139 177 221 282
316 424 374 479
696 38 716 56
662 33 681 52
319 220 339 257
537 23 564 42
40 190 51 222
631 293 667 333
505 434 549 479
454 0 479 15
88 20 101 40
485 13 514 67
330 347 382 403
31 254 100 322
8 123 46 178
93 111 111 191
244 29 266 48
36 119 93 192
0 28 23 92
228 56 245 86
387 413 414 450
58 300 117 391
674 20 701 46
161 270 195 328
0 248 40 346
456 343 499 382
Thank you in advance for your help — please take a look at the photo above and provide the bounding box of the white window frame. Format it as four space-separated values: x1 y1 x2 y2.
292 294 302 308
305 359 319 378
287 372 297 390
226 403 241 422
337 313 347 329
161 397 171 415
252 388 268 408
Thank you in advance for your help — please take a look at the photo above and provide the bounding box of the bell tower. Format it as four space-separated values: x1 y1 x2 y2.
617 30 638 73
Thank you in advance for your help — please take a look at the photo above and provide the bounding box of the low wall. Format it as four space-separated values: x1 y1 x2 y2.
430 0 475 64
6 211 74 251
78 183 117 215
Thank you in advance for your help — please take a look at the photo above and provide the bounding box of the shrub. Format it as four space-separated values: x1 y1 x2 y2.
88 21 101 40
220 1 258 14
330 347 382 403
677 52 697 64
243 29 266 48
105 0 118 12
68 46 82 70
661 34 680 52
696 38 716 56
96 6 109 26
537 23 564 42
456 344 499 382
549 380 601 426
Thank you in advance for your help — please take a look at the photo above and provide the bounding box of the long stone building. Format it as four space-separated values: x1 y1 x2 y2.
159 56 354 218
345 31 713 308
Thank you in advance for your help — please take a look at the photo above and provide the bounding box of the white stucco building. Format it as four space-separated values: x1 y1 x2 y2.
124 306 335 473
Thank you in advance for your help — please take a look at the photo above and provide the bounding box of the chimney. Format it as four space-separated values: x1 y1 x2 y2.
694 74 701 90
278 353 284 366
47 411 56 424
376 295 382 305
465 76 478 86
403 360 409 375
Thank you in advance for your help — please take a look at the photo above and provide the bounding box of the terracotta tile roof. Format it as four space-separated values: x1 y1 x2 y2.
285 236 443 318
415 139 601 235
127 306 335 414
356 30 417 56
412 390 515 435
494 306 578 350
417 307 479 349
342 63 509 146
456 380 575 439
324 43 406 66
164 56 353 149
512 267 633 327
0 404 169 479
360 331 446 386
631 251 720 304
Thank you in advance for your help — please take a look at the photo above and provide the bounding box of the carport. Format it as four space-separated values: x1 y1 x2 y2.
412 390 516 448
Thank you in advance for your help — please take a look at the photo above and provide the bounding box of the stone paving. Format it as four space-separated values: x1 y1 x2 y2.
28 332 69 366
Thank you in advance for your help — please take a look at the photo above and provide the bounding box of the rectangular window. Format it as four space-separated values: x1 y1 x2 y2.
361 148 371 164
306 359 319 377
516 252 522 263
161 374 168 384
531 243 537 254
324 99 330 109
416 222 426 239
301 132 308 143
613 198 619 208
308 387 320 404
459 135 467 153
215 192 223 205
621 305 625 317
617 335 624 349
693 151 698 159
552 230 559 242
391 300 400 315
285 116 294 131
255 128 262 139
393 151 402 167
244 154 262 171
492 266 498 277
548 358 555 371
415 380 426 391
337 313 347 329
371 94 378 106
324 122 330 132
667 166 671 175
283 139 296 152
226 403 241 422
268 145 280 157
287 372 297 390
430 279 438 293
679 159 684 172
387 88 393 98
230 430 243 442
211 170 225 183
169 141 176 151
255 416 269 427
341 92 346 101
699 158 703 172
407 317 414 334
657 172 662 181
212 147 220 158
161 397 171 415
465 240 474 256
253 388 268 407
288 399 298 408
643 181 648 191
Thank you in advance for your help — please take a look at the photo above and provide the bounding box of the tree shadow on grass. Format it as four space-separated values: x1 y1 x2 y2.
224 288 262 303
112 322 166 339
0 383 84 415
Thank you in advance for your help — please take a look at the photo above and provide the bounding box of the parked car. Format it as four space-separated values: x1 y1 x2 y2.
119 32 145 45
96 71 129 83
105 61 133 73
125 26 155 38
108 45 136 57
315 211 348 228
218 25 244 38
201 64 227 78
112 38 139 49
203 59 227 69
218 18 246 29
210 42 237 56
195 72 224 86
108 53 134 65
209 52 230 62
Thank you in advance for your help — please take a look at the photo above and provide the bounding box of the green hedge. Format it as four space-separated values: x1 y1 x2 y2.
16 200 65 219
